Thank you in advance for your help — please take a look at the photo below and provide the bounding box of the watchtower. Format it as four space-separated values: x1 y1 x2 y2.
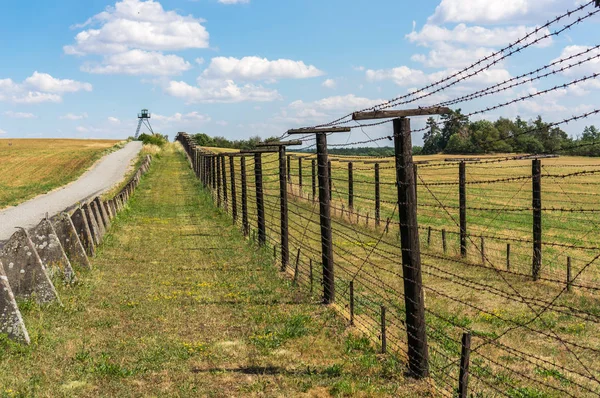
135 109 154 139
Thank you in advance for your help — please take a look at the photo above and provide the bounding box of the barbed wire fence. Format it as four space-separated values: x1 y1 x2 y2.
177 2 600 396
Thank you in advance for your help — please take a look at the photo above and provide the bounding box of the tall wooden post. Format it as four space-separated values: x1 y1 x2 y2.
348 162 354 212
459 161 467 257
328 160 332 200
312 159 317 201
212 156 217 191
458 331 472 398
255 152 266 246
241 157 249 237
375 163 381 226
230 156 237 222
298 157 303 190
287 155 291 182
532 159 542 280
318 134 335 304
279 146 289 271
216 155 222 207
393 117 429 379
221 155 228 211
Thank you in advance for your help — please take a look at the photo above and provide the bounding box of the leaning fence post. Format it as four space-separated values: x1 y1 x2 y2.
254 152 266 246
279 146 290 271
375 163 381 227
532 159 542 281
458 331 472 398
230 155 237 223
393 117 429 378
241 157 249 237
348 162 354 212
221 155 228 211
459 161 467 257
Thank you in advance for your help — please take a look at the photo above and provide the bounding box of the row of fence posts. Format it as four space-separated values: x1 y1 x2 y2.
175 119 544 396
281 150 544 281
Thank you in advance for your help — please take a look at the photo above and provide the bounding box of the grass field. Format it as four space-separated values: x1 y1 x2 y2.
201 148 600 397
0 139 121 209
0 145 421 397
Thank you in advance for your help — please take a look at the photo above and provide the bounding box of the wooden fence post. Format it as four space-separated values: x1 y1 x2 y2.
216 155 222 207
254 152 266 246
230 155 237 223
532 159 542 280
393 117 429 378
318 134 335 304
349 280 355 326
312 159 317 201
298 157 303 190
279 146 289 271
348 162 354 212
375 163 381 227
328 160 332 200
287 155 291 182
458 331 472 398
442 229 447 253
241 157 249 237
221 155 228 211
459 161 467 257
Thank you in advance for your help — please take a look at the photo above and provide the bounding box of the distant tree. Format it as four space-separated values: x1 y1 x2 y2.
422 117 443 154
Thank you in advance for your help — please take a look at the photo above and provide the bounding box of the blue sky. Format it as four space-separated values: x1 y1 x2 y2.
0 0 599 145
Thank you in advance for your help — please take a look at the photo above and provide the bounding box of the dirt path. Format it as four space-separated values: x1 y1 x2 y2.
0 141 142 243
0 145 418 397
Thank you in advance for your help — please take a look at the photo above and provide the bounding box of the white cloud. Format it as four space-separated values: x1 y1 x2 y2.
153 111 211 123
366 66 511 88
76 126 89 133
411 44 496 68
64 0 209 55
61 113 89 120
24 72 92 93
550 45 600 76
218 0 249 3
195 57 205 65
4 111 36 119
322 79 336 89
0 72 91 104
407 23 552 48
108 116 120 123
428 0 561 24
165 78 281 103
81 49 191 75
0 128 6 135
202 56 324 81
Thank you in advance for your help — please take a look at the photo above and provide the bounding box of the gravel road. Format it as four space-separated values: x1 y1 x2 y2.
0 141 143 244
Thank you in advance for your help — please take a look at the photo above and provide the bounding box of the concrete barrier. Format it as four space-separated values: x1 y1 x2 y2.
95 198 111 230
53 214 91 270
30 219 75 283
0 229 60 304
0 260 30 344
71 207 95 257
90 201 106 238
83 203 101 246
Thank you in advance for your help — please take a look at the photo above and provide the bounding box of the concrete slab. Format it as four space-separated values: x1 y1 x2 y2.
84 204 101 246
90 201 106 238
0 260 30 344
0 229 60 304
71 207 95 257
53 213 90 269
30 219 75 283
95 198 111 230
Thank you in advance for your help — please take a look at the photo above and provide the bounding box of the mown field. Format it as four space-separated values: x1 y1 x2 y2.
0 139 121 209
0 145 422 397
203 147 600 397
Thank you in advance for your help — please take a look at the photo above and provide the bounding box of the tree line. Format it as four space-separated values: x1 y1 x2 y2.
190 112 600 157
421 110 600 156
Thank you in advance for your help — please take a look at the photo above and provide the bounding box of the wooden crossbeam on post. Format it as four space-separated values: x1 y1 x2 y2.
287 126 350 304
352 107 451 120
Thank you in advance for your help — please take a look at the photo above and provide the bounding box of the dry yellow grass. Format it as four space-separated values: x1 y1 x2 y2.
0 139 121 209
